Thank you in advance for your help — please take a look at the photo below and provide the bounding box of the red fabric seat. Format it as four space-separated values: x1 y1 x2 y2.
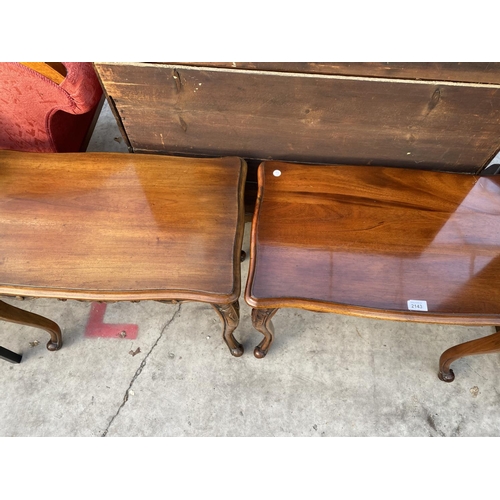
0 62 103 152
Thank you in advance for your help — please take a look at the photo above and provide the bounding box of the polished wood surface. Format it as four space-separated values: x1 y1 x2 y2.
0 150 246 303
94 62 500 173
246 162 500 372
246 162 500 324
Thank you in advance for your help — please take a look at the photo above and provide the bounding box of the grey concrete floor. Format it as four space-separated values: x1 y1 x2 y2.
1 101 500 437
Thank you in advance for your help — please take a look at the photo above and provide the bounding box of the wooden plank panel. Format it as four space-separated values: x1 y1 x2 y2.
95 62 500 173
164 62 500 85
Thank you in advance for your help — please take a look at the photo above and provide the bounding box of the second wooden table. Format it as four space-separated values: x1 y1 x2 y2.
245 161 500 381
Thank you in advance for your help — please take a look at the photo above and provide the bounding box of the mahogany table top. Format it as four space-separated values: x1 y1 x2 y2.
245 161 500 325
0 151 246 303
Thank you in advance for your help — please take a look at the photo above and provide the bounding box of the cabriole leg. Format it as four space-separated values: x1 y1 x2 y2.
0 299 62 351
212 300 243 357
251 308 278 359
438 326 500 382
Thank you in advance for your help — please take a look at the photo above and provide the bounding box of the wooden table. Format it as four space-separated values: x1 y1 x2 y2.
0 150 247 357
245 161 500 381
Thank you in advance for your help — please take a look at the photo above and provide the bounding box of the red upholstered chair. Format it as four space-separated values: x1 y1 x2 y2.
0 62 103 153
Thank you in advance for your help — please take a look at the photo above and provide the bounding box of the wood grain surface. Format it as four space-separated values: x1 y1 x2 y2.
0 150 246 303
94 62 500 172
245 161 500 324
165 62 500 85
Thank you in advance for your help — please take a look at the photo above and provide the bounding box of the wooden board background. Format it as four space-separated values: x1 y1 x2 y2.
164 62 500 85
95 62 500 175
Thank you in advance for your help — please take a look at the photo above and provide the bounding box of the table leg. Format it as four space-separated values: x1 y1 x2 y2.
212 300 243 357
438 326 500 382
0 300 62 351
251 308 279 358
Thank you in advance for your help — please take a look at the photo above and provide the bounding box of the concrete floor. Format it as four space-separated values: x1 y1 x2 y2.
1 101 500 437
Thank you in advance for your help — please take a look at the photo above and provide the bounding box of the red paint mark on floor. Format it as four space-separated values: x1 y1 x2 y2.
84 303 139 339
